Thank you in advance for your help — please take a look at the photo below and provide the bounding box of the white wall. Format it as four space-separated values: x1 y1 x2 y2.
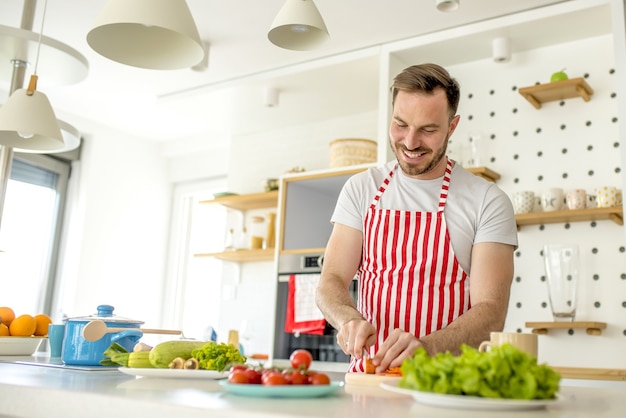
54 121 172 328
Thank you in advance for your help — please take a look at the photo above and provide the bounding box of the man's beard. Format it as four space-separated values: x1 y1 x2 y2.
394 136 449 177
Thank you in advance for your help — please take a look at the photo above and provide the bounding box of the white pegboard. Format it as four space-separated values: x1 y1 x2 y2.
450 34 626 368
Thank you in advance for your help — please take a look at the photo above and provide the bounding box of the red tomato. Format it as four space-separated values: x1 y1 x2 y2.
261 369 282 385
263 373 289 386
229 364 248 373
289 349 313 370
309 373 331 385
244 368 262 384
286 370 308 385
228 369 250 384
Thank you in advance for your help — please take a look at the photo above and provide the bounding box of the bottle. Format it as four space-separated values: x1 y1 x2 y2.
266 212 276 248
224 228 235 251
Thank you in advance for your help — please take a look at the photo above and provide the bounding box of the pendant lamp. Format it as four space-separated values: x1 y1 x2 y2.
87 0 204 70
0 75 63 151
268 0 329 51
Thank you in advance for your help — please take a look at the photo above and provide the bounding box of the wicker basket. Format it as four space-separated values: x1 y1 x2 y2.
329 138 377 168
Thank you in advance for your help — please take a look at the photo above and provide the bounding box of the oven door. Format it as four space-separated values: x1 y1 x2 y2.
273 273 355 363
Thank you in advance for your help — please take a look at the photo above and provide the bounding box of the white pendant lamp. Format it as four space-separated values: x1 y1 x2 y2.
87 0 204 70
268 0 329 51
0 75 63 151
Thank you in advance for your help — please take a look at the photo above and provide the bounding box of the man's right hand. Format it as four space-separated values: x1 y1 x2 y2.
337 318 376 360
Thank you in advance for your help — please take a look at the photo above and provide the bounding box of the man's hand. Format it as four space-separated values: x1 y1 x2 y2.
370 328 422 373
337 318 376 360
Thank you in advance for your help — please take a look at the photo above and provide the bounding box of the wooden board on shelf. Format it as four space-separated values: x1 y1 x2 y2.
525 321 607 336
193 248 274 262
199 190 279 211
550 367 626 381
515 206 623 229
518 77 593 109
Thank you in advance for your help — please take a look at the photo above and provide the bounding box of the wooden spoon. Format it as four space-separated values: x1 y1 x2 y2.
82 319 182 342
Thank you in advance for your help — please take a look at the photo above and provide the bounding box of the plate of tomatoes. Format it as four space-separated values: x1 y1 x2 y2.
219 349 344 398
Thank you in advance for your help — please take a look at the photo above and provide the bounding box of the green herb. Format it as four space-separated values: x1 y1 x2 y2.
190 342 246 371
100 342 130 367
400 344 561 399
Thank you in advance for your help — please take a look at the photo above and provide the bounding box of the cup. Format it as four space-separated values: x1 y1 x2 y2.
512 191 535 214
595 186 617 208
48 323 65 357
541 188 564 212
586 193 597 208
565 189 586 210
544 244 579 321
478 332 538 357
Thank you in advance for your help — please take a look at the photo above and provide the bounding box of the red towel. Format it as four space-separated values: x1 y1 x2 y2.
284 274 326 335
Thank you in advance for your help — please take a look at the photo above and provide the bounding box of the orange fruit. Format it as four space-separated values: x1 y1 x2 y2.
34 314 53 336
0 307 15 326
0 323 9 336
9 314 36 336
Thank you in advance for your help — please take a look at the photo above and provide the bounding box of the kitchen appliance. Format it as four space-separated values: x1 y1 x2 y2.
274 252 357 363
62 305 143 366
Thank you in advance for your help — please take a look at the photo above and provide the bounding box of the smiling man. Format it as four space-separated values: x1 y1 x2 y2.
316 63 518 374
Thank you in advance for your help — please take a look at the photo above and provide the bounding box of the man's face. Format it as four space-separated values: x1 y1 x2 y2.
389 88 459 180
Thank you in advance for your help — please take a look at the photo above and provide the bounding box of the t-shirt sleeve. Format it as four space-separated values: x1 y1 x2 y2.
475 183 518 248
330 175 367 232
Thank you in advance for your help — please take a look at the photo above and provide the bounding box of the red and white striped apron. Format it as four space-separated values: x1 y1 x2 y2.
349 159 470 372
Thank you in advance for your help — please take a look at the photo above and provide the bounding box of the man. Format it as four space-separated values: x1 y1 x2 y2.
316 63 518 373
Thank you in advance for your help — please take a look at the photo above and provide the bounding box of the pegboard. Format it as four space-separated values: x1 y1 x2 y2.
448 34 626 368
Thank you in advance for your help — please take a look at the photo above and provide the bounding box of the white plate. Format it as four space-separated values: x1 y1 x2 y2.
0 337 44 355
380 381 562 411
118 367 229 380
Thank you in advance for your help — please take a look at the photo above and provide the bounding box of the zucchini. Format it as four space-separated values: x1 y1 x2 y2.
128 351 154 368
148 340 207 368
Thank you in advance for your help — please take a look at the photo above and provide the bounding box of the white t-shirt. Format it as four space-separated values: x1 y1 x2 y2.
331 160 518 274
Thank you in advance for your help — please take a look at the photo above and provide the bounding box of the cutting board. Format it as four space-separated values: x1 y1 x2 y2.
344 372 402 386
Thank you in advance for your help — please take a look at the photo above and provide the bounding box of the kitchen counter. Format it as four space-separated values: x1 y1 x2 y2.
1 356 625 418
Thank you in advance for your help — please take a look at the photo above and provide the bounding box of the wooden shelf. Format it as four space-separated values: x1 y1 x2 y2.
515 206 623 229
199 190 279 211
194 248 274 262
466 166 500 182
518 77 593 109
526 321 607 336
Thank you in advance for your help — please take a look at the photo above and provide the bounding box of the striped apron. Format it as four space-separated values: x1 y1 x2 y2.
349 158 470 372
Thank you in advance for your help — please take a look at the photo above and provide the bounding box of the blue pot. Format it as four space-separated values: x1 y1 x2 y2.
61 305 144 366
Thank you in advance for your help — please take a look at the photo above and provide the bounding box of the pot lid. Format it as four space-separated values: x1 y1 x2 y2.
65 304 144 325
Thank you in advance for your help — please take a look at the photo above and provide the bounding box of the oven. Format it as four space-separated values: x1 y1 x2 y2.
273 252 357 363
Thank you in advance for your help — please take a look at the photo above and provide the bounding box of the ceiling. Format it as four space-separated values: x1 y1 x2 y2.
0 0 570 146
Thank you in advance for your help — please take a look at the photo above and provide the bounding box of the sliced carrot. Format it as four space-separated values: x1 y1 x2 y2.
365 357 376 374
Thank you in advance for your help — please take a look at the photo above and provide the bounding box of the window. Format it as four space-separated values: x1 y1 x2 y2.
162 178 228 340
0 154 70 317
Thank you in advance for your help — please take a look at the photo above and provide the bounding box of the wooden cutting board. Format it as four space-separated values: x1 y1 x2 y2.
344 372 402 386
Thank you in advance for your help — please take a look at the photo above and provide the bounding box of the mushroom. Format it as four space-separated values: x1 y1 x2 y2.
168 357 185 369
184 358 199 370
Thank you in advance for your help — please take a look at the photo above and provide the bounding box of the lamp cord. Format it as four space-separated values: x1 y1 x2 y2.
33 0 48 76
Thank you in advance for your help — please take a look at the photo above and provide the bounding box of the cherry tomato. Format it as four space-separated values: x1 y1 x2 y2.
286 370 308 385
263 373 289 386
244 367 262 384
261 369 282 385
289 349 313 370
229 364 248 374
228 369 250 384
309 373 331 385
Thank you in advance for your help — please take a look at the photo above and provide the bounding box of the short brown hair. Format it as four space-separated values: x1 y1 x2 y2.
391 63 460 119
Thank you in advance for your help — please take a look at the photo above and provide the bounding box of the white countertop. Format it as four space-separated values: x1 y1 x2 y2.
1 355 625 418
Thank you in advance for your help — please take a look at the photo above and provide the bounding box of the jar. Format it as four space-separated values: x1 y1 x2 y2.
249 216 265 249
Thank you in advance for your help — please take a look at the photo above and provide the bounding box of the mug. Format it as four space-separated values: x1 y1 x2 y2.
48 324 65 357
595 186 617 208
478 332 538 357
541 188 564 212
565 189 586 210
512 191 535 214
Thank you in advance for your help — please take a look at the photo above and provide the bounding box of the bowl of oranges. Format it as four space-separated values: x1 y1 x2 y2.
0 307 52 356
